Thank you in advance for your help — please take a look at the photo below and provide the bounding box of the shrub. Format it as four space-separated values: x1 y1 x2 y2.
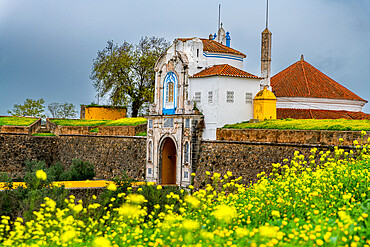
0 173 11 183
61 159 96 181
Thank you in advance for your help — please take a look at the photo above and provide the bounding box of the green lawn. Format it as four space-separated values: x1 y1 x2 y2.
31 133 56 137
104 117 147 126
0 117 38 126
223 118 370 131
49 117 147 127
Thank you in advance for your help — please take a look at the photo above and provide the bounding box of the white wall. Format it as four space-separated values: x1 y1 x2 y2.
277 97 366 112
189 76 260 140
203 52 244 70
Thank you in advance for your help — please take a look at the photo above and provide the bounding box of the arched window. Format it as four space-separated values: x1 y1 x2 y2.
163 71 178 115
184 142 189 163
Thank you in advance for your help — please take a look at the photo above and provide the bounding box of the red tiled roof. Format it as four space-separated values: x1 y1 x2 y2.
271 59 366 101
177 38 246 57
277 108 370 120
190 64 261 79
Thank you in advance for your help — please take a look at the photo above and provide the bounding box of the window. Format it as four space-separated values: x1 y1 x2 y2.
208 91 213 103
148 141 153 162
184 171 189 179
148 168 152 175
166 81 174 103
194 92 201 103
163 118 173 128
245 92 253 104
196 49 199 58
184 142 190 163
185 118 190 128
163 71 177 115
148 120 153 129
227 91 234 103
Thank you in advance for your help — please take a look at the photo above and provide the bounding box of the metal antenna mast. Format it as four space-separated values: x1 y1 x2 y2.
266 0 269 29
218 4 221 30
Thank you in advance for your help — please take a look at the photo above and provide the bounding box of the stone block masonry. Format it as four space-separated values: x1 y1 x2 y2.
0 129 361 187
0 134 146 180
194 140 356 189
217 128 369 146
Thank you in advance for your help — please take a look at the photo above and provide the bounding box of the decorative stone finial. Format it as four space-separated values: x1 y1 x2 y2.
209 34 213 40
301 54 304 61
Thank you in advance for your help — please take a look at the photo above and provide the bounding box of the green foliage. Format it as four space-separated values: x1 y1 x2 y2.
50 119 109 126
48 102 77 118
223 118 370 131
7 98 46 118
0 173 11 183
104 117 147 126
0 116 38 126
89 127 99 133
22 160 95 182
61 159 96 181
136 131 147 136
99 171 135 209
49 117 147 126
31 133 56 136
0 162 67 222
90 37 169 117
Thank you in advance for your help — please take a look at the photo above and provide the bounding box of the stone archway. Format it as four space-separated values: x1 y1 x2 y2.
160 137 177 185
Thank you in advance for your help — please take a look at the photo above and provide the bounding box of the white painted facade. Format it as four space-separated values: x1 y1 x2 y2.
164 38 244 77
189 76 260 140
277 97 366 112
146 32 261 185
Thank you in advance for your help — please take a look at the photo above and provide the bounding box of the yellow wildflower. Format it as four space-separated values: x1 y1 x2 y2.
213 204 237 223
36 170 47 181
93 237 112 247
107 183 117 191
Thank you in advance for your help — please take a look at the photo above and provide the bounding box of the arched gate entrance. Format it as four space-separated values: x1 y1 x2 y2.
160 137 177 185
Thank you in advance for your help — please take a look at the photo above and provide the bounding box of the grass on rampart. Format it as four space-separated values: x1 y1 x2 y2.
50 117 147 127
0 117 38 126
104 117 147 126
223 118 370 131
50 119 109 126
31 133 56 137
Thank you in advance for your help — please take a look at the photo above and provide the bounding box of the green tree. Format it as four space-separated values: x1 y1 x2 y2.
90 36 169 117
8 98 45 118
48 102 77 119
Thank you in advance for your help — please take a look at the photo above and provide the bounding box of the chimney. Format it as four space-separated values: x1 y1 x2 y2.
261 28 272 90
226 31 231 47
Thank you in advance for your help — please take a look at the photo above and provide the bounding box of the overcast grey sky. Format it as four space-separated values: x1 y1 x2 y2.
0 0 369 116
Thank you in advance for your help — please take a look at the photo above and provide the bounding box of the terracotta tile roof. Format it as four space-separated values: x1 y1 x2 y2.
190 64 261 79
271 59 366 101
277 108 370 120
177 38 246 57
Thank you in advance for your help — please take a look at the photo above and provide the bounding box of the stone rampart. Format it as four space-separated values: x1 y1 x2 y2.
0 119 41 135
98 124 146 136
194 140 355 188
46 119 146 136
0 134 146 180
0 128 362 187
217 128 369 146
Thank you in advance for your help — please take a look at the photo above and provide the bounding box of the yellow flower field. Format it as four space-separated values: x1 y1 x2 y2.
0 136 369 246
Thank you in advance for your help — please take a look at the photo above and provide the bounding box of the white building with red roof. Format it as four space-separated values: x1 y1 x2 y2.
145 18 368 186
149 27 262 140
271 55 369 120
146 25 263 185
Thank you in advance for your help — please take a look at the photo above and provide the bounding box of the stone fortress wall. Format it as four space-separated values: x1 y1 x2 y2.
1 128 366 186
